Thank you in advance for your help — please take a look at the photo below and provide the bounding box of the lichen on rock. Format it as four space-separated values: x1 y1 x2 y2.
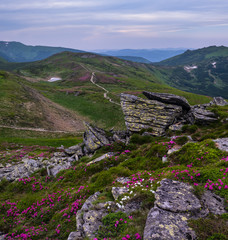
120 93 183 136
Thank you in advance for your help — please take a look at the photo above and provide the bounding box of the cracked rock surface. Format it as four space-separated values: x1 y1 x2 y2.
155 179 201 213
143 179 227 240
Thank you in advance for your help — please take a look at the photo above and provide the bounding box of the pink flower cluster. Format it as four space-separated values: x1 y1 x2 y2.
1 184 89 239
122 233 142 240
204 168 228 190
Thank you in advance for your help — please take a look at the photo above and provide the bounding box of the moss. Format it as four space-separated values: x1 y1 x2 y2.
92 190 114 205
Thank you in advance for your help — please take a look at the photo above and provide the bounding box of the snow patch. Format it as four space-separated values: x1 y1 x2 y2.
184 65 198 72
48 77 62 82
212 62 216 68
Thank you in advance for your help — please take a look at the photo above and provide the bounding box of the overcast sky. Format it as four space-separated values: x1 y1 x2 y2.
0 0 228 50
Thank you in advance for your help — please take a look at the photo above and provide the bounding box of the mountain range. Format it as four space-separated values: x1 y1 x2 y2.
0 41 188 63
0 41 84 62
95 48 188 62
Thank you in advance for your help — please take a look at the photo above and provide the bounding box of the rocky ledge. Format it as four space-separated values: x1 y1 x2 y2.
144 179 227 240
120 92 226 136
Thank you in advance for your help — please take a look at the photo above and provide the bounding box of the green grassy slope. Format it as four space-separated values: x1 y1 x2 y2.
159 46 228 66
0 71 46 127
0 71 86 131
154 56 228 98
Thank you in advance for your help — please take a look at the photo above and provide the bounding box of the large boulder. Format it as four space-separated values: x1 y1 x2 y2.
120 93 183 136
155 179 201 213
83 122 130 153
202 191 227 215
143 179 227 240
83 122 111 153
144 206 197 240
144 179 203 240
143 91 191 111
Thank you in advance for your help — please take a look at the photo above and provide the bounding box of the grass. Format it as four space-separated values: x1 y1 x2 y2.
45 91 125 129
0 127 82 147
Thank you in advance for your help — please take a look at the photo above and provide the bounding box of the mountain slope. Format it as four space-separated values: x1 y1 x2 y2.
0 41 84 62
159 46 228 66
0 71 86 131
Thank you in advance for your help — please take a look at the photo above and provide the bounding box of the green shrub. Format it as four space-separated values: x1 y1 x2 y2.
182 124 198 133
188 215 228 240
170 140 224 167
175 136 189 145
130 134 154 145
207 233 228 240
96 212 128 239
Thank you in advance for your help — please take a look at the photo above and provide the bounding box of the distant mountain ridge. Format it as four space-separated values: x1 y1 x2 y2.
0 41 85 62
95 48 188 62
115 56 151 63
159 46 228 66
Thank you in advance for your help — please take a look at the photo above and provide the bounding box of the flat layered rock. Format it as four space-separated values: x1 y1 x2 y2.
143 91 191 111
191 108 217 124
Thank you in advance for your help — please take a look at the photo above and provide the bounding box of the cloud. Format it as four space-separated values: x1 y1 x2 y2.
0 0 105 10
0 0 227 49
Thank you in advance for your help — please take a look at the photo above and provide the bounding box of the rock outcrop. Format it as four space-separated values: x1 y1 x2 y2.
143 179 227 240
210 96 228 106
83 122 130 153
120 93 183 136
120 92 219 136
83 122 111 153
0 159 43 181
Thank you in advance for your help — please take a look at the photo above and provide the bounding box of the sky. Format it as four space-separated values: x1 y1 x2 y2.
0 0 228 50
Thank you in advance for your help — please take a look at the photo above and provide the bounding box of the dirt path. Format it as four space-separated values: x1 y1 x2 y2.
79 64 120 106
90 72 121 106
0 125 82 133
